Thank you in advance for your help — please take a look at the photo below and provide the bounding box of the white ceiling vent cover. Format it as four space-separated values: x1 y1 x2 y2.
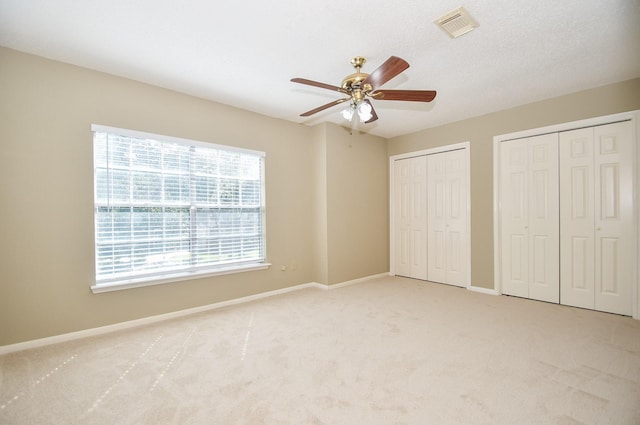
435 7 478 38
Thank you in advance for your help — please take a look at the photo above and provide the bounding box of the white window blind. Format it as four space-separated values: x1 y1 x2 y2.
92 125 266 287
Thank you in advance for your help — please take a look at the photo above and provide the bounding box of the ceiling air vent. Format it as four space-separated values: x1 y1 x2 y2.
435 7 478 38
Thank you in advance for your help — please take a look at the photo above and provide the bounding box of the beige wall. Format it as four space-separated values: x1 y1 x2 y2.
388 78 640 288
311 123 389 285
311 124 329 284
0 48 389 346
324 124 389 284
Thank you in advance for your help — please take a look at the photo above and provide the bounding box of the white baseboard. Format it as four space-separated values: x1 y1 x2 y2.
321 272 391 290
0 273 388 355
468 285 499 296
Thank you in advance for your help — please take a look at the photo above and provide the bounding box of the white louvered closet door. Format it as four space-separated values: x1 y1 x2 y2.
427 149 468 287
560 121 634 315
500 133 559 303
394 156 428 280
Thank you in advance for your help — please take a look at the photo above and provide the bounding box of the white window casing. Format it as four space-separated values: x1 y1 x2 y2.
91 124 268 292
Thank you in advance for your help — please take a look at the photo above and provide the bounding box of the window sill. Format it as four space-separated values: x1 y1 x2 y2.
91 262 272 294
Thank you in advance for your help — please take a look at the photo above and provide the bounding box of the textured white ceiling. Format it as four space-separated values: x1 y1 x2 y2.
1 0 639 138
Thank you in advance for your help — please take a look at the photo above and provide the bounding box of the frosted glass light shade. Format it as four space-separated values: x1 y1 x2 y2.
357 101 372 121
341 106 355 121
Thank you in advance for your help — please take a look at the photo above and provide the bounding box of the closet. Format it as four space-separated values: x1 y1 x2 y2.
392 144 469 287
496 117 635 316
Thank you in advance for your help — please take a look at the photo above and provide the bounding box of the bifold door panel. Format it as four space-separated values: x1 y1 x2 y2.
427 149 467 287
559 121 633 316
499 134 559 303
394 156 428 280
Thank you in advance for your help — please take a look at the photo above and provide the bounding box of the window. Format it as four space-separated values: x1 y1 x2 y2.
92 125 267 291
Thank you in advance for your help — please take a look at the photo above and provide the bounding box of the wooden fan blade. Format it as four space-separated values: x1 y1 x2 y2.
362 56 409 90
373 89 437 102
291 78 349 94
300 97 351 117
362 99 378 123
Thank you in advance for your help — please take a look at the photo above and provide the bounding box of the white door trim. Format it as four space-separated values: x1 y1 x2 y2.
493 110 640 319
390 141 471 288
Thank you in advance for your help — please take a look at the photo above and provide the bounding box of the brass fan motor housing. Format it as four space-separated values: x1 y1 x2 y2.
341 56 373 102
341 72 370 90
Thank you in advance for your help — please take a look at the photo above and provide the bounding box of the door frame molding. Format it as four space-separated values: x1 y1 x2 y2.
389 141 471 288
493 110 640 319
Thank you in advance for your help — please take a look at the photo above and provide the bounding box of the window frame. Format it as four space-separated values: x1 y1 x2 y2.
90 124 269 293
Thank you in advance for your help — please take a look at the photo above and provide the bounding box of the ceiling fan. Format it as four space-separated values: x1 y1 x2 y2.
291 56 437 124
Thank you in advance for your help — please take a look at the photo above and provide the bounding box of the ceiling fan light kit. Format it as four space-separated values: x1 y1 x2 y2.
341 100 373 123
291 56 437 124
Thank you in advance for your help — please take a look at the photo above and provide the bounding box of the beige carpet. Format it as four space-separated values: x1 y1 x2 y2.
1 276 639 424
